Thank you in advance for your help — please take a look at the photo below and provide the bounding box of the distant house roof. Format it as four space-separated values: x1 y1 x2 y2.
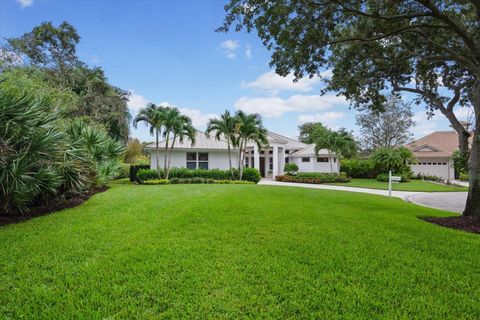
246 131 308 150
145 130 238 151
289 144 333 156
405 131 463 158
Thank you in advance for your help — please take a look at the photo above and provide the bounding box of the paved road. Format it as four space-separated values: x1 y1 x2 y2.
405 192 467 213
258 180 467 213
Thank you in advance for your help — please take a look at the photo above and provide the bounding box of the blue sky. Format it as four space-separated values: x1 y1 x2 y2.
1 0 465 142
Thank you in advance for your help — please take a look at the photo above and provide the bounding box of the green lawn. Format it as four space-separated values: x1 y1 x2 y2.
0 183 479 318
330 178 468 192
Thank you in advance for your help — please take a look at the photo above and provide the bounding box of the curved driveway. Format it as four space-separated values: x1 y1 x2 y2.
258 180 466 213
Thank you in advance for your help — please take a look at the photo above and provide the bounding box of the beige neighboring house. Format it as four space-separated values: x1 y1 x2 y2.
146 130 339 178
405 131 463 180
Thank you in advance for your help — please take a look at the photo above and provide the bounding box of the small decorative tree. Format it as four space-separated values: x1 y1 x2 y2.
284 163 298 176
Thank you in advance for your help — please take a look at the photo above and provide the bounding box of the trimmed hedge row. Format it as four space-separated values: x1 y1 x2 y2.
142 178 255 185
276 172 350 184
129 165 150 182
340 159 377 179
376 173 410 182
136 167 261 184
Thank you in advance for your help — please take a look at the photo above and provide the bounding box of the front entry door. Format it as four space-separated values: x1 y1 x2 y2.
259 157 266 177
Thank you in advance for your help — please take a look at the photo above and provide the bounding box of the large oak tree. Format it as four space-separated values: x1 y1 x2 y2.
220 0 480 216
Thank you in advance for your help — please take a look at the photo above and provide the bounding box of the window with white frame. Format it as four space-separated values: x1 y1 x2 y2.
269 157 273 170
245 157 249 168
302 157 310 162
186 152 208 169
317 157 328 162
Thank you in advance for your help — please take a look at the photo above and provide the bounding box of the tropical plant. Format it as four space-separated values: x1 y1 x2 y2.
312 126 357 172
133 103 166 174
234 111 268 180
370 148 414 174
165 112 196 179
284 163 299 176
206 110 237 179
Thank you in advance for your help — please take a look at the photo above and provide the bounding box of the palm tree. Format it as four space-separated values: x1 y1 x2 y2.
234 111 268 180
166 114 196 179
162 106 181 173
133 103 165 173
314 128 357 172
206 110 237 179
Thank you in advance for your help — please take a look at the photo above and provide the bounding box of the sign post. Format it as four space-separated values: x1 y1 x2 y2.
388 171 402 197
388 170 392 197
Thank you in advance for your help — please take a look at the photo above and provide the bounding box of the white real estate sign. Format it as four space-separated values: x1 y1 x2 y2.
388 171 401 197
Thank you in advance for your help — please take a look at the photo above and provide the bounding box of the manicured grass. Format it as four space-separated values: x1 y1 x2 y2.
330 178 468 192
0 183 479 318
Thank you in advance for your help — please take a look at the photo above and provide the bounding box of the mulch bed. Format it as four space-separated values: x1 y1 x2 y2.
0 186 109 227
421 216 480 234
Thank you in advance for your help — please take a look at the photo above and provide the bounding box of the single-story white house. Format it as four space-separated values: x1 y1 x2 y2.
146 130 339 177
405 130 467 180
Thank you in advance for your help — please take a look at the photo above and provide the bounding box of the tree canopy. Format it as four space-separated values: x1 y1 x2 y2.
220 0 480 216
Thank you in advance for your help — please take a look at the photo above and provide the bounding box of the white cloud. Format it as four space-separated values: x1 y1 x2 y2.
411 110 441 137
298 112 346 128
220 40 239 59
245 45 252 58
179 108 217 129
234 94 348 118
127 90 150 113
17 0 33 7
242 71 321 94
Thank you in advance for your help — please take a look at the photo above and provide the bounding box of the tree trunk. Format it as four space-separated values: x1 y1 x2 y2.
0 193 11 215
463 79 480 217
227 141 234 180
166 136 176 180
237 138 243 171
155 129 160 175
443 109 470 155
163 132 170 175
239 140 247 180
330 154 334 173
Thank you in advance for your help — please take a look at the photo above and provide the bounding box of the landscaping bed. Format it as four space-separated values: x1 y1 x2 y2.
0 186 108 226
422 216 480 234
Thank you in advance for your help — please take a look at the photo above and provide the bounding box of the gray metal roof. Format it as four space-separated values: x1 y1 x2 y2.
145 130 238 150
246 131 309 150
289 144 334 156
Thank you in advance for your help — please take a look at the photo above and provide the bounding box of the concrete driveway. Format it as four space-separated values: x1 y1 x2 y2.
259 180 467 213
406 192 467 214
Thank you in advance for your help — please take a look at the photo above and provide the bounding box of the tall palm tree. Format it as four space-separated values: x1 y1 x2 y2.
234 111 268 180
133 103 165 173
166 114 196 179
206 110 237 179
162 106 181 173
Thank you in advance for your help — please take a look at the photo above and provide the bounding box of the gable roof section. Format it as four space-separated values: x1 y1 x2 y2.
246 131 309 150
290 144 334 156
405 131 462 158
145 130 238 151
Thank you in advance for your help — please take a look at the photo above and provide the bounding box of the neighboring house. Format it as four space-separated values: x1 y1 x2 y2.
405 131 463 180
146 130 339 177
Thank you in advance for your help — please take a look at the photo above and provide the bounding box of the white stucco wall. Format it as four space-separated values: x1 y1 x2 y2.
150 149 239 170
290 156 340 173
410 157 454 180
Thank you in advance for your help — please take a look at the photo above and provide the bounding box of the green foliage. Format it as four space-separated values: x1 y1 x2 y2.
116 163 130 179
276 172 350 184
453 150 469 176
371 148 414 174
284 163 299 175
0 88 124 213
123 138 143 163
143 179 169 185
306 123 357 162
129 165 150 182
136 167 261 184
376 173 410 183
340 159 376 179
460 172 469 181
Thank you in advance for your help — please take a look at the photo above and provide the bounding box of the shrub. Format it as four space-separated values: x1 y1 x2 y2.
284 163 299 175
136 167 261 184
276 172 350 184
116 163 130 179
169 178 180 184
371 147 415 174
214 180 255 184
415 173 443 182
143 179 169 185
460 172 469 181
129 165 150 182
376 173 410 182
191 177 205 184
340 159 376 178
136 169 158 183
240 168 261 183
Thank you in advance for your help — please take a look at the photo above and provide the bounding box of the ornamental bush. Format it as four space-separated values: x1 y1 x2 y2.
284 163 299 175
136 167 261 183
276 172 350 184
340 159 377 178
143 179 169 185
376 173 410 182
129 165 150 182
